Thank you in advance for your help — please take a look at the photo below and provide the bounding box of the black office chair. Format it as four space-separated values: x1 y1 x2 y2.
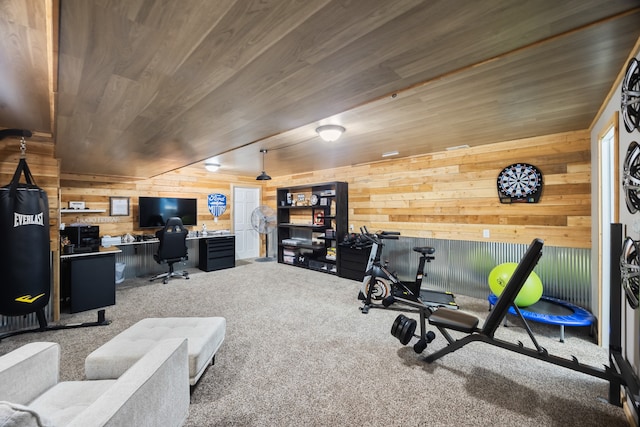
150 217 189 284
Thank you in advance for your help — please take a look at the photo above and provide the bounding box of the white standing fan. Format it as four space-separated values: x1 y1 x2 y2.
251 205 277 262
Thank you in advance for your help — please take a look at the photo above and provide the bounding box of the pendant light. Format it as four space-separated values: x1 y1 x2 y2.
256 149 272 180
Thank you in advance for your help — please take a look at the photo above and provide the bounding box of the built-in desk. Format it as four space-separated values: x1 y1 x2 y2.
60 246 121 313
113 233 235 279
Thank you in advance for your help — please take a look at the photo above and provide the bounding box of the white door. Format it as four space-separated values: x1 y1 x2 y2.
597 119 617 347
233 186 260 259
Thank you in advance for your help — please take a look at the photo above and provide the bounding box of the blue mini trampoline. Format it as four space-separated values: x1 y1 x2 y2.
488 293 594 342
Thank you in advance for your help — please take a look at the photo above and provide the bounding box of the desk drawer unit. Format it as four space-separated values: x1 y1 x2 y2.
199 236 235 272
60 253 116 313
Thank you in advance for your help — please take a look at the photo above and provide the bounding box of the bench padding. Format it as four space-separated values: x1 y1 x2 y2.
85 317 225 386
428 308 479 333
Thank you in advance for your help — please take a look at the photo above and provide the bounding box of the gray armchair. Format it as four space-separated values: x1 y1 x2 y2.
0 339 189 427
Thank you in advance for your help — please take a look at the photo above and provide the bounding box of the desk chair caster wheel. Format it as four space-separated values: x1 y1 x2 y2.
413 331 436 353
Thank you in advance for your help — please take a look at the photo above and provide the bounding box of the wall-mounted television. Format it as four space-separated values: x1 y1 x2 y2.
138 196 198 228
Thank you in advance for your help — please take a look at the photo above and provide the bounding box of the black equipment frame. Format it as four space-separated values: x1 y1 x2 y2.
393 237 638 409
0 309 110 342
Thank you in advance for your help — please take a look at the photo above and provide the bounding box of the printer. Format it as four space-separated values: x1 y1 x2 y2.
61 225 100 253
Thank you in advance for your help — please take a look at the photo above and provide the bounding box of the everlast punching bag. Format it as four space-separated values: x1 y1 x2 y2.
0 156 50 316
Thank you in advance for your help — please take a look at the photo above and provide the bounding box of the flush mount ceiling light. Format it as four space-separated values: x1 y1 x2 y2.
204 161 220 172
256 149 272 181
316 125 345 142
446 144 470 151
382 151 399 158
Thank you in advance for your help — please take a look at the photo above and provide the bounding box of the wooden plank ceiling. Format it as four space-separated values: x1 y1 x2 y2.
1 0 639 179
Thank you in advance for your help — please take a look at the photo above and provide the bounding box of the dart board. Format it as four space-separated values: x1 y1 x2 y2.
497 163 543 203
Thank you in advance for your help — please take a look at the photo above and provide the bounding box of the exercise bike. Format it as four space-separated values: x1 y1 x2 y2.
357 227 457 313
355 227 457 352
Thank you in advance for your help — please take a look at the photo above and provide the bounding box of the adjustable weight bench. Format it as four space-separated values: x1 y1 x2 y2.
423 238 626 407
425 238 543 362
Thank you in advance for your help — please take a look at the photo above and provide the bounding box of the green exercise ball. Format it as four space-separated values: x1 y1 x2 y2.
488 262 543 307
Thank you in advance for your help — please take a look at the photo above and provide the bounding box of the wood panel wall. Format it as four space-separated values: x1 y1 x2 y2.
1 130 589 323
0 129 611 379
56 129 590 249
265 130 591 249
59 167 258 237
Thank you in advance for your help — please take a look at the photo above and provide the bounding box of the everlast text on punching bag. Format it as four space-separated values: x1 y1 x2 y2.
0 157 50 316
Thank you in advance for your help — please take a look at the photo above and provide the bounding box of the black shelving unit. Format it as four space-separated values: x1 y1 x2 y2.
277 182 348 275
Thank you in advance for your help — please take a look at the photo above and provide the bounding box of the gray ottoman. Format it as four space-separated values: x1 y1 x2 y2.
85 317 226 386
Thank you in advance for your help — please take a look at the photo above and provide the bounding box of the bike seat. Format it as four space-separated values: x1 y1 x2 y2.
413 246 435 255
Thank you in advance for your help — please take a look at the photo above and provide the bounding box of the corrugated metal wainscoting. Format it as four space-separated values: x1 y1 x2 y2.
380 237 591 309
113 239 200 280
2 239 590 334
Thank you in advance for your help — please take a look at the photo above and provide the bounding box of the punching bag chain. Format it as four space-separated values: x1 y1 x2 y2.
19 137 26 158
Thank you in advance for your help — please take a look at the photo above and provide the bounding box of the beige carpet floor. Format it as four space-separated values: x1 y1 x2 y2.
0 259 631 426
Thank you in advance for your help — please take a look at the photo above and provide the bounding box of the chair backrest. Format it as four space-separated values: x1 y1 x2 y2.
482 238 544 337
155 217 188 261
